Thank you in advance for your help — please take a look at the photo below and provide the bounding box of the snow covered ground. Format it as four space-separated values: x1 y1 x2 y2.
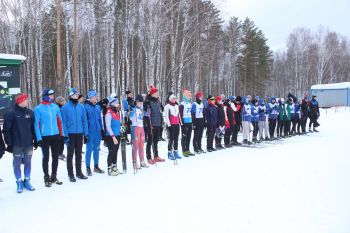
1 107 350 233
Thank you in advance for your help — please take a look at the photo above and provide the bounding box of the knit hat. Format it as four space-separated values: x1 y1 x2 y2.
87 89 97 99
109 97 119 106
15 93 28 104
236 96 242 102
195 91 203 98
149 86 158 96
228 96 235 101
168 94 177 101
109 93 117 100
68 87 79 96
215 96 222 103
42 88 54 97
136 94 143 102
182 90 191 102
125 90 132 95
207 95 214 100
56 96 65 104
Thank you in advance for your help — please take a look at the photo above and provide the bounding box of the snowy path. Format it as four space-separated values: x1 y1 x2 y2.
1 108 349 233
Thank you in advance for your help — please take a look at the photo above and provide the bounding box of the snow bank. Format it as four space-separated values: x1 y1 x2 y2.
0 108 349 233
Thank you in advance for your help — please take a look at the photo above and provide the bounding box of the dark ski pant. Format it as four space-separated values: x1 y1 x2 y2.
224 127 233 145
252 121 259 139
67 133 84 177
106 135 120 167
268 119 277 138
291 118 300 134
309 114 319 129
300 115 308 133
168 125 180 151
231 123 240 143
181 123 192 152
146 126 161 159
207 125 216 150
284 120 291 136
144 117 151 142
278 119 285 136
58 136 65 156
193 118 204 151
41 135 60 178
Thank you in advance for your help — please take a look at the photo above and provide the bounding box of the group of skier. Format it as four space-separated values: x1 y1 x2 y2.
0 86 320 193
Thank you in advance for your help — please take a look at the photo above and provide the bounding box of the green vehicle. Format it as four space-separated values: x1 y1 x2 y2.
0 54 26 119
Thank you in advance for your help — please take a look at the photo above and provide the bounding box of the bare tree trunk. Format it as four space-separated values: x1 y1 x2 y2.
56 0 62 96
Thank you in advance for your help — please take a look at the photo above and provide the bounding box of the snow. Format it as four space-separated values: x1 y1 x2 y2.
311 82 350 90
1 108 350 233
0 53 26 61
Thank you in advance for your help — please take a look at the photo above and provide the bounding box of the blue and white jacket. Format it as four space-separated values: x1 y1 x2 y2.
34 102 64 141
242 103 252 122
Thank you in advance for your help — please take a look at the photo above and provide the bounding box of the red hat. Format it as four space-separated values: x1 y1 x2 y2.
215 96 222 102
195 91 203 98
149 86 158 96
15 93 28 104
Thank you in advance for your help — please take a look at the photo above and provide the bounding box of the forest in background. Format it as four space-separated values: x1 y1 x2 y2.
1 0 349 104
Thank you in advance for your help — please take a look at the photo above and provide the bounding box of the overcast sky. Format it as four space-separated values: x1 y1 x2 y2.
212 0 350 51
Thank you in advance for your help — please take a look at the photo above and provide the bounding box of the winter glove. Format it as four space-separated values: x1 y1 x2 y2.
6 145 13 153
84 136 90 144
64 137 70 147
33 140 39 150
37 140 43 147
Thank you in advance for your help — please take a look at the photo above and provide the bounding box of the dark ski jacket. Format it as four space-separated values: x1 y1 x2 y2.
3 104 35 147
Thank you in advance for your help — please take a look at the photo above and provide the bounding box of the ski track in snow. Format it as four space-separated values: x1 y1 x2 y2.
1 108 350 233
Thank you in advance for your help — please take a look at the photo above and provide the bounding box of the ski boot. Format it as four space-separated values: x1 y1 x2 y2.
147 159 156 165
86 167 92 176
24 178 35 191
94 165 105 173
51 176 63 185
133 161 141 170
16 179 24 193
313 128 319 132
167 151 175 160
77 172 88 180
173 151 182 159
154 156 165 162
108 165 120 176
182 151 190 157
187 151 195 156
140 160 149 168
199 149 206 153
44 175 52 187
69 175 76 182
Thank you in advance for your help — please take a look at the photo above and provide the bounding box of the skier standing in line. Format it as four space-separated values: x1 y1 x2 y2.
84 89 105 176
179 90 194 157
61 88 89 182
3 93 37 193
34 89 64 187
191 92 205 154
